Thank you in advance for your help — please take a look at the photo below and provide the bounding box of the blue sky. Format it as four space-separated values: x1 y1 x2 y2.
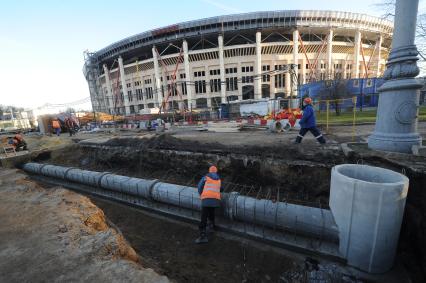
0 0 420 111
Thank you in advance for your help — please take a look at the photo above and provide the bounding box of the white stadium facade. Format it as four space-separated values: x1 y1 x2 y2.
83 10 393 116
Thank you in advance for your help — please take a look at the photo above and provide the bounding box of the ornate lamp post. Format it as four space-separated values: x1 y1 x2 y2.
368 0 423 153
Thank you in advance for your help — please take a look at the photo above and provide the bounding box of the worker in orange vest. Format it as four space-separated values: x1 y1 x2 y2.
195 165 222 244
52 119 61 136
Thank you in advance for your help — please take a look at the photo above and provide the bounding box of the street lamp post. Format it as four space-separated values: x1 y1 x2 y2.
368 0 423 153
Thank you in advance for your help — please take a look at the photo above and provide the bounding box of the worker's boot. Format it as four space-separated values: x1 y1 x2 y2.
294 136 302 144
206 222 216 234
316 135 326 144
195 230 208 244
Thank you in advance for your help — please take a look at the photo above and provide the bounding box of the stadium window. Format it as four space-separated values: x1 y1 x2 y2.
226 77 238 91
210 78 221 92
274 73 285 88
145 87 153 99
195 80 206 94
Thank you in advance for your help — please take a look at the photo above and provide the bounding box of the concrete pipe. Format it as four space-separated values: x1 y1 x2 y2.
269 120 283 133
22 162 44 174
282 122 291 132
22 162 338 241
66 169 107 187
330 164 409 273
228 194 338 240
100 174 156 199
151 182 202 210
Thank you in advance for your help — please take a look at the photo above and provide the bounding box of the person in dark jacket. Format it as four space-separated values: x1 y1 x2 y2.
295 97 326 144
195 165 222 244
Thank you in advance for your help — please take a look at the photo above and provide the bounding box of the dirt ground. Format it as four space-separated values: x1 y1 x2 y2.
0 168 168 283
1 123 426 282
90 196 375 283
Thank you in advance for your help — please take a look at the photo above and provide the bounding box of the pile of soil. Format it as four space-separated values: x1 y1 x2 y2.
100 134 346 163
0 168 168 283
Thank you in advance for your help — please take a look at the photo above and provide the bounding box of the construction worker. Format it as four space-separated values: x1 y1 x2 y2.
65 117 74 136
195 165 222 244
13 132 27 151
52 118 61 136
295 97 326 144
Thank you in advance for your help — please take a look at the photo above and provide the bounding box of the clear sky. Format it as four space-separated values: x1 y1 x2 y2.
0 0 423 111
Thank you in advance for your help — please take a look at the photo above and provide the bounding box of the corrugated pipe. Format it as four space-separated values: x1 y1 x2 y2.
22 162 338 240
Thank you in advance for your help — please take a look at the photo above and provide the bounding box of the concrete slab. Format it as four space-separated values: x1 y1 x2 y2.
0 151 30 168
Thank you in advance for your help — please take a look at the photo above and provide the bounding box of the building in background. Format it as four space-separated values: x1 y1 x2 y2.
83 10 393 116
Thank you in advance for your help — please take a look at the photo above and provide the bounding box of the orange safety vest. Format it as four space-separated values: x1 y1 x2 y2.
201 176 221 200
52 120 60 129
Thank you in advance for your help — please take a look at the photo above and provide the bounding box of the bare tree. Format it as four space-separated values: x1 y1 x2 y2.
319 77 350 115
376 1 426 70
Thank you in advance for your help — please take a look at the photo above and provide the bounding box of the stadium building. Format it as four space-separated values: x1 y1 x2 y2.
83 10 393 116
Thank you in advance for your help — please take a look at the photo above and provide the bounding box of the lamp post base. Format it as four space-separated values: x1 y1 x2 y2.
368 132 422 154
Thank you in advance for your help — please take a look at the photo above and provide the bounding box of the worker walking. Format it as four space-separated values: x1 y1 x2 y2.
52 119 61 136
295 97 326 144
195 165 222 244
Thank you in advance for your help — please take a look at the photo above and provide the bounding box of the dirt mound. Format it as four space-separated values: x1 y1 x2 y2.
102 134 345 163
0 168 169 283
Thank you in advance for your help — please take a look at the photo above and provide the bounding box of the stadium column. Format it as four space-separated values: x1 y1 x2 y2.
152 46 163 108
118 56 130 115
292 30 299 97
103 64 113 113
182 40 194 110
218 35 226 103
352 30 361 79
327 29 333 79
285 71 291 97
237 61 243 100
375 34 383 77
255 31 262 100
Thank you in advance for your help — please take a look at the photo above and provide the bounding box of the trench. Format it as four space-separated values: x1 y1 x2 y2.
28 135 426 282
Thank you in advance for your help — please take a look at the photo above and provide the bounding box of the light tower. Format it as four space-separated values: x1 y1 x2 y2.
368 0 423 153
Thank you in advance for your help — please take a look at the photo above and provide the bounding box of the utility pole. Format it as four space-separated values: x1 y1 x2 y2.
368 0 423 153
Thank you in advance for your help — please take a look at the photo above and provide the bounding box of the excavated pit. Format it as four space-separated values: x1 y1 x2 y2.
29 134 426 282
36 135 345 207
